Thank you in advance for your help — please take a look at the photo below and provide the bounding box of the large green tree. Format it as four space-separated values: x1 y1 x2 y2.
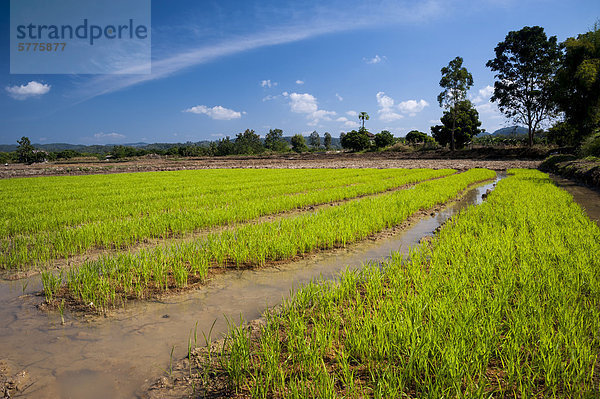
486 26 561 146
309 131 321 148
216 136 235 156
17 136 35 164
235 129 264 154
291 134 307 153
341 130 370 152
553 24 600 144
323 132 332 150
265 128 287 152
437 56 474 151
431 100 482 149
374 130 394 148
405 130 430 144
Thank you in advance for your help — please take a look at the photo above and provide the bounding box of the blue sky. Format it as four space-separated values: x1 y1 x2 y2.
1 0 598 145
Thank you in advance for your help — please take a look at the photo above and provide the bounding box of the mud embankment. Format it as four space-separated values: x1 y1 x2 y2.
540 155 600 189
0 153 540 179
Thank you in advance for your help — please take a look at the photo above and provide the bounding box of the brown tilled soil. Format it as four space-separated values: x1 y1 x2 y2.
0 359 32 398
0 152 540 179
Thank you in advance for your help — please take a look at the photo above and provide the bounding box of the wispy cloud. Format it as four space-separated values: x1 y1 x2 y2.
336 116 359 129
261 79 278 88
295 80 304 85
6 81 51 100
72 0 446 101
262 94 281 102
93 132 126 142
363 54 387 64
75 25 350 101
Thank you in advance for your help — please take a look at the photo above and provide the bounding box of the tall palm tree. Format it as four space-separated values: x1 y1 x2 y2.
358 112 370 130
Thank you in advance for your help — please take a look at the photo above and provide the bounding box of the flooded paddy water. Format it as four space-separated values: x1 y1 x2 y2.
1 175 511 398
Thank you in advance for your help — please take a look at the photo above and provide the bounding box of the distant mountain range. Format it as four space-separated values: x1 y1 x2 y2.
0 136 342 153
478 126 528 137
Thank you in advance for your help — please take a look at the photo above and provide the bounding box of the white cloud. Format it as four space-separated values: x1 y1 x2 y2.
6 81 51 100
364 54 386 64
376 92 429 120
94 132 126 140
312 110 336 119
260 79 277 88
479 85 494 98
335 93 343 101
379 110 404 122
376 91 403 122
376 92 395 109
184 105 243 120
289 93 318 114
471 84 504 130
346 110 358 117
308 110 336 126
295 80 304 85
287 92 336 126
472 85 494 104
398 99 429 116
336 116 360 129
476 102 503 119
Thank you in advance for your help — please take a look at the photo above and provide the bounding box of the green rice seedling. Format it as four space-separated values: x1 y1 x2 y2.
2 168 455 269
50 169 495 309
58 299 65 325
40 270 62 302
210 169 600 397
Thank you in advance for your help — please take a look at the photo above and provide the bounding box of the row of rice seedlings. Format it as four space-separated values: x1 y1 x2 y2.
2 169 409 236
43 168 496 310
2 169 435 268
1 169 387 235
217 169 600 398
2 168 454 270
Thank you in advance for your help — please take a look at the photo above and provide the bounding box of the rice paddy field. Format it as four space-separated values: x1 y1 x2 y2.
1 167 599 398
2 168 454 270
187 169 600 398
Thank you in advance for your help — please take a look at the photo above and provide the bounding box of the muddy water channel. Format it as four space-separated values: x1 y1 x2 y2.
551 175 600 227
0 178 502 398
